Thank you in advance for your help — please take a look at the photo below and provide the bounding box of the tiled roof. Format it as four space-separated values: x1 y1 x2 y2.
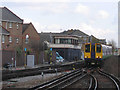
0 7 23 23
22 24 30 33
61 29 89 37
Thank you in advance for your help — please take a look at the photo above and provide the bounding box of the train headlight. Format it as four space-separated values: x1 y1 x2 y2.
96 56 98 58
85 56 87 58
100 56 102 58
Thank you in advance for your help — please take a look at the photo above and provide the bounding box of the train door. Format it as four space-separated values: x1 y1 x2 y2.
84 43 91 59
95 43 102 59
91 43 95 59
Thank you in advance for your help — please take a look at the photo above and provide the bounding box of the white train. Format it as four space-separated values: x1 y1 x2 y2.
102 44 112 57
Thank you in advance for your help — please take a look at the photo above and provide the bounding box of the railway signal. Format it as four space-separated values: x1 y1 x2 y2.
24 48 27 67
49 48 52 64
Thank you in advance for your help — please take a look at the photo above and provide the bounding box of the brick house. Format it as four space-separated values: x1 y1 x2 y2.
22 23 40 65
0 7 23 51
0 26 10 50
0 7 24 66
0 7 40 67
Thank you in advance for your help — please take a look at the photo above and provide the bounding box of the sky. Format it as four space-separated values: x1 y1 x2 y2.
0 0 119 47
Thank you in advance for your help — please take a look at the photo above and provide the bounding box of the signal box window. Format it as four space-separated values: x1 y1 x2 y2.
85 44 90 52
96 44 101 53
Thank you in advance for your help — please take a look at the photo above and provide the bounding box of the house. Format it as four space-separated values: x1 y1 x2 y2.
89 35 100 43
0 7 40 67
0 7 23 51
99 39 106 45
61 29 89 51
0 26 10 50
61 29 89 44
22 23 40 65
0 7 24 66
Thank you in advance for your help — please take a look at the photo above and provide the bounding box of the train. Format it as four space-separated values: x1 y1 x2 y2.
84 43 112 66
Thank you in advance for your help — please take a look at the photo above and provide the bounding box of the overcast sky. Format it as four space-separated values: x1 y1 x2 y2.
1 0 119 47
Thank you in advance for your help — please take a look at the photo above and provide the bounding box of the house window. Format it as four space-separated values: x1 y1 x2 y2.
17 23 19 29
6 22 8 29
25 35 29 44
16 38 19 43
9 36 12 43
2 35 5 43
9 22 12 28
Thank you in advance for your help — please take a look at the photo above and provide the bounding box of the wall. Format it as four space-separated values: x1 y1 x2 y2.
2 50 24 67
53 48 81 61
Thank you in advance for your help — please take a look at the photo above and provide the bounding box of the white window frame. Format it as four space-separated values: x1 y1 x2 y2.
2 35 5 43
9 22 12 28
16 38 19 43
9 36 12 43
25 35 29 44
17 23 19 30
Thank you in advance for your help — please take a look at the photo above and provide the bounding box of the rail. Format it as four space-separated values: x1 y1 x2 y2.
88 74 98 90
29 69 82 90
98 69 120 90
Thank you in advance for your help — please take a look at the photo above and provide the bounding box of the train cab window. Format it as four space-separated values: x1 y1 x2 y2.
85 44 90 52
96 44 101 53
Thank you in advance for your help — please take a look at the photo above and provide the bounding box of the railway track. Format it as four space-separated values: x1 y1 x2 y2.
3 61 84 81
29 67 120 90
97 69 120 90
29 69 87 90
88 74 98 90
2 68 63 81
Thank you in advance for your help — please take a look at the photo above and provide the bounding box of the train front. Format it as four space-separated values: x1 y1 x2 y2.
84 43 103 66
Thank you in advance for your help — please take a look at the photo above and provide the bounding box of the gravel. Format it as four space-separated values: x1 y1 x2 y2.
3 72 63 88
103 56 120 77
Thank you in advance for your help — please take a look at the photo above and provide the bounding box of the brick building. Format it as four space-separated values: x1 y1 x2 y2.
0 7 40 67
0 7 24 67
22 23 40 65
0 7 23 51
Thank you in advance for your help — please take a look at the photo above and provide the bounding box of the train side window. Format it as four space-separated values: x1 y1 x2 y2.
96 44 101 53
85 44 90 52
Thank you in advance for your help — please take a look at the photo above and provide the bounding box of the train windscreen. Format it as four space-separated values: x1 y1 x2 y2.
96 44 101 53
85 44 90 52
